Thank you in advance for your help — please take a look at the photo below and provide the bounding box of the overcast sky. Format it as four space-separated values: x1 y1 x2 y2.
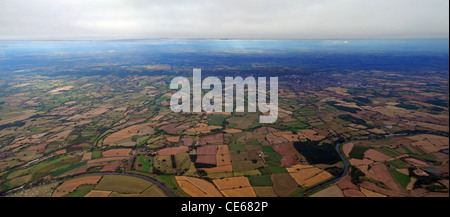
0 0 448 40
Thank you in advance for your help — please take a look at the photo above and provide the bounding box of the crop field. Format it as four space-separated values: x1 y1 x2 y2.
137 156 152 172
271 173 299 197
310 185 344 197
288 165 332 187
273 143 300 167
213 177 252 190
364 149 391 162
104 125 148 144
175 176 223 197
248 175 273 186
99 161 122 172
226 113 258 130
64 185 95 197
84 190 112 197
208 115 229 126
390 168 411 188
213 177 256 197
157 146 189 156
253 186 278 197
348 145 370 160
262 146 283 166
221 187 257 197
200 134 224 145
52 176 102 197
102 149 131 157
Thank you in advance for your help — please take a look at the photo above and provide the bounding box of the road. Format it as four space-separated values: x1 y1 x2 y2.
302 141 349 196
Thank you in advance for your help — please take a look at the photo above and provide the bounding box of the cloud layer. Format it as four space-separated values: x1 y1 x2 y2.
0 0 448 40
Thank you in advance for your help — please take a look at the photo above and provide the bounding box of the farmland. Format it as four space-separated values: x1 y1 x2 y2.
0 40 448 198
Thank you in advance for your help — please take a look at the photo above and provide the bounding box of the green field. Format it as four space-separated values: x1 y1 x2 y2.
64 185 95 197
138 155 151 172
400 145 414 154
229 145 247 152
29 156 72 173
258 167 271 175
208 115 229 126
248 175 273 186
231 160 264 173
390 168 411 188
248 140 260 146
92 151 102 159
226 113 258 130
377 147 403 158
52 161 87 177
262 146 282 166
410 154 438 162
270 166 288 173
388 159 410 169
348 145 370 160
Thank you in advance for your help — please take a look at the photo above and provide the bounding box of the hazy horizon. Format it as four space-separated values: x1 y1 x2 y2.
1 0 448 40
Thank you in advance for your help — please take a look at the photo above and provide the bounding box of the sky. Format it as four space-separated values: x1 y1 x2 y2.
0 0 448 40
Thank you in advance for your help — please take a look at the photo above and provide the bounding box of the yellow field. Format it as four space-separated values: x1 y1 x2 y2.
213 177 252 190
223 129 243 134
212 177 256 197
286 164 314 173
84 190 112 197
296 129 326 141
303 171 333 187
273 131 299 142
289 167 323 185
360 187 387 197
221 187 257 197
287 165 333 187
203 165 233 173
175 176 223 197
104 124 152 144
186 123 223 134
81 152 92 161
166 136 180 143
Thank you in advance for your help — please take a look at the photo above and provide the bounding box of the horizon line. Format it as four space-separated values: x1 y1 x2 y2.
0 37 449 42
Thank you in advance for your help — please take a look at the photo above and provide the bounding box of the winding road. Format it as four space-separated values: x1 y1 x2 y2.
303 142 349 196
